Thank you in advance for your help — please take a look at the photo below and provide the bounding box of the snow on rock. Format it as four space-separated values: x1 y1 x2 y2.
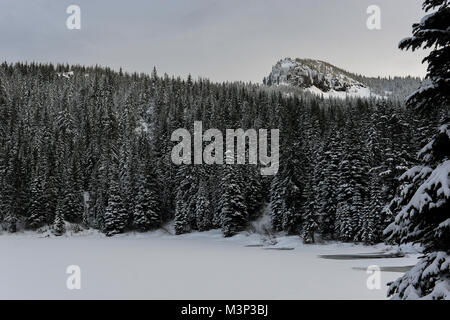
305 85 377 99
265 58 381 99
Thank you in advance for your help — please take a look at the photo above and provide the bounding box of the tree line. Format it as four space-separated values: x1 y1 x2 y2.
0 62 441 241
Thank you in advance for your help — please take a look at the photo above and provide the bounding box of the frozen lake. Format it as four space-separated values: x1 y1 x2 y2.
0 230 419 299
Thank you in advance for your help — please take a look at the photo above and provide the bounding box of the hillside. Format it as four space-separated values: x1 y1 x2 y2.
264 58 423 99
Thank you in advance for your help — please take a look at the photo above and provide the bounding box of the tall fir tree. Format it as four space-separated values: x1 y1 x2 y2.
385 0 450 299
133 164 160 231
195 179 212 231
220 150 248 237
103 164 128 236
52 201 66 236
26 172 46 230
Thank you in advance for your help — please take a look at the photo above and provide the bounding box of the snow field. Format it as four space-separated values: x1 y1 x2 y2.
0 230 419 299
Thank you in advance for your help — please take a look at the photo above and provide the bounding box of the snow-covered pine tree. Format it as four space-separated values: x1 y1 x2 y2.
269 174 285 232
52 202 66 236
0 160 16 232
119 142 134 227
243 164 263 221
336 118 368 241
208 167 223 229
60 171 84 224
174 164 195 235
385 125 450 299
220 150 248 237
26 174 46 230
300 117 321 243
380 111 415 200
361 111 392 244
0 79 11 229
174 188 189 234
279 137 306 235
89 168 107 230
186 167 203 230
103 165 128 237
398 0 449 109
4 212 17 233
384 0 450 300
133 165 160 232
195 179 212 231
302 151 322 243
361 172 385 244
280 177 302 234
316 127 341 239
132 186 151 231
302 185 319 243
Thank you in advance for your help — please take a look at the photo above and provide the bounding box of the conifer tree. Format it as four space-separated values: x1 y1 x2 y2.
385 0 450 299
279 140 305 234
4 212 17 233
174 188 190 235
220 150 248 237
103 166 127 236
52 202 66 236
27 175 46 230
315 129 341 239
269 175 285 232
60 182 83 223
361 172 385 244
195 179 212 231
133 165 160 232
302 151 322 243
243 165 263 220
174 165 195 235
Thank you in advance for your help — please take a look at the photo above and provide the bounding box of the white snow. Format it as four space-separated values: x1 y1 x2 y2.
305 85 380 99
389 251 450 300
419 124 450 161
134 120 150 135
400 160 450 216
405 82 437 102
56 71 74 79
420 12 435 25
280 59 297 72
0 229 419 299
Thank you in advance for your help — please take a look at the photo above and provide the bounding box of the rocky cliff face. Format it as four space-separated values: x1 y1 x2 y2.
264 58 376 98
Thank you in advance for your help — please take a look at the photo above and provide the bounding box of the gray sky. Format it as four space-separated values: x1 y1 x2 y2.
0 0 428 83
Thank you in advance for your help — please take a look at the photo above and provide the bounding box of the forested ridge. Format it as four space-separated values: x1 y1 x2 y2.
0 62 443 242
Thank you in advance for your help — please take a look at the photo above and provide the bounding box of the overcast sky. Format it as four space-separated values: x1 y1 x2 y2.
0 0 428 83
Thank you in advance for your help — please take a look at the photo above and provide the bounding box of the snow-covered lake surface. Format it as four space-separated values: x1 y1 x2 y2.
0 229 420 299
